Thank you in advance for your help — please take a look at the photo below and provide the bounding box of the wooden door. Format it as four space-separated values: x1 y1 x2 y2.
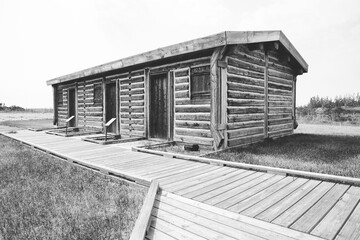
150 73 168 139
68 88 76 127
105 82 117 133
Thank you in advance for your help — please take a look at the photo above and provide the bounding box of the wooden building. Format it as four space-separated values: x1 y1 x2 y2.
47 31 308 150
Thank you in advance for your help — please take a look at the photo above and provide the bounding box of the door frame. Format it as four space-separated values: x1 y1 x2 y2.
147 71 174 141
103 78 119 135
67 86 78 127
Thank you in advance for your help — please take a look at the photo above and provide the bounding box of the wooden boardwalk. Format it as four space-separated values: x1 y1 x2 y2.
1 130 360 240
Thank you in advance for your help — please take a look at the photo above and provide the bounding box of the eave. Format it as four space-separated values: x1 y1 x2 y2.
46 31 308 86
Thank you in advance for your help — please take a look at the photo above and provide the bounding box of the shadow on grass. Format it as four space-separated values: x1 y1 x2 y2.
207 134 360 178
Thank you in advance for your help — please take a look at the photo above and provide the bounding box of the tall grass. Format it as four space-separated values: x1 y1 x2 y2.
206 131 360 178
0 136 146 240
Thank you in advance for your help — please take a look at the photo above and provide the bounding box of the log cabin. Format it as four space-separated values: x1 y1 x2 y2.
46 31 308 150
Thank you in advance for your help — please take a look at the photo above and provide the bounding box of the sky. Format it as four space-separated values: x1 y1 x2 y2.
0 0 359 108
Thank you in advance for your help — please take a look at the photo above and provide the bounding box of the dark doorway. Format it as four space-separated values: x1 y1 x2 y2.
149 73 168 139
105 82 117 133
68 88 76 127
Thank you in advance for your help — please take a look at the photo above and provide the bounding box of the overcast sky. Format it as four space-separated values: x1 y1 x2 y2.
0 0 359 108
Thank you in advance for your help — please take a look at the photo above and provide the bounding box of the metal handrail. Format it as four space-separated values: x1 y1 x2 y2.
104 118 116 141
65 116 75 136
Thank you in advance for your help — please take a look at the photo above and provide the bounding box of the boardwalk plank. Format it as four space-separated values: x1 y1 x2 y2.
135 161 195 176
311 186 360 239
154 200 262 240
239 178 307 216
196 172 267 203
149 217 207 240
158 193 296 240
176 169 248 196
163 167 230 191
158 165 216 185
290 183 349 233
216 175 285 209
152 202 239 240
256 180 320 222
335 199 360 240
165 167 236 193
272 181 335 227
147 164 205 179
146 226 177 240
163 192 324 240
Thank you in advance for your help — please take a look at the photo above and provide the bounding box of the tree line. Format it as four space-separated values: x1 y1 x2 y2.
305 93 360 109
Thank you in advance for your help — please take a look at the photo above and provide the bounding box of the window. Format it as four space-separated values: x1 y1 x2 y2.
190 65 210 100
93 84 102 105
58 90 63 106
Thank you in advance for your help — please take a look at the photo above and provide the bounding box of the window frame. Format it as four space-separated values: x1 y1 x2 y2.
190 65 211 102
93 83 103 106
58 90 63 106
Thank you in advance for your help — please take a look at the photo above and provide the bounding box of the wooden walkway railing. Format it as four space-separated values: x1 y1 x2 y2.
130 180 159 240
1 130 360 240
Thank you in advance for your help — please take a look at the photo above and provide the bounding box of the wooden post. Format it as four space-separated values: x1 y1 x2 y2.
75 83 78 127
116 79 120 135
264 51 269 138
219 59 228 149
144 68 150 139
102 78 106 133
293 76 297 132
210 46 227 150
168 70 174 141
53 85 58 126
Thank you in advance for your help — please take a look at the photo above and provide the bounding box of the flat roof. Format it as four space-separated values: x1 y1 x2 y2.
47 31 308 85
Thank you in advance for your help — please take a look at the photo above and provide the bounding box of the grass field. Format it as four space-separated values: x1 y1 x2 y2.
0 111 54 132
207 124 360 178
0 135 146 240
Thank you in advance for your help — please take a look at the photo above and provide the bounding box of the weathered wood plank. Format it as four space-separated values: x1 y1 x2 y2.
290 184 350 233
180 170 253 198
129 181 159 240
311 186 360 239
242 178 308 217
154 197 264 240
335 198 360 240
159 193 295 240
227 127 264 139
272 181 335 227
256 180 321 222
198 172 270 204
217 175 284 209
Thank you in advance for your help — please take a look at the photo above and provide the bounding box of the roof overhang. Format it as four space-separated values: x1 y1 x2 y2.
46 31 308 86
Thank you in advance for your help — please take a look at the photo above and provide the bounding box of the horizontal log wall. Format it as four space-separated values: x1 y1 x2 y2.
171 57 213 147
56 78 104 130
226 45 266 147
77 80 86 128
267 50 294 138
81 78 103 130
57 85 67 126
119 70 146 137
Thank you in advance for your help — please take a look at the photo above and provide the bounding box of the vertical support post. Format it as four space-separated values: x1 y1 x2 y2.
53 85 58 126
210 46 227 150
293 76 297 132
102 78 106 133
168 70 174 141
75 84 78 127
116 79 120 135
144 68 150 139
219 59 228 149
264 51 269 138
